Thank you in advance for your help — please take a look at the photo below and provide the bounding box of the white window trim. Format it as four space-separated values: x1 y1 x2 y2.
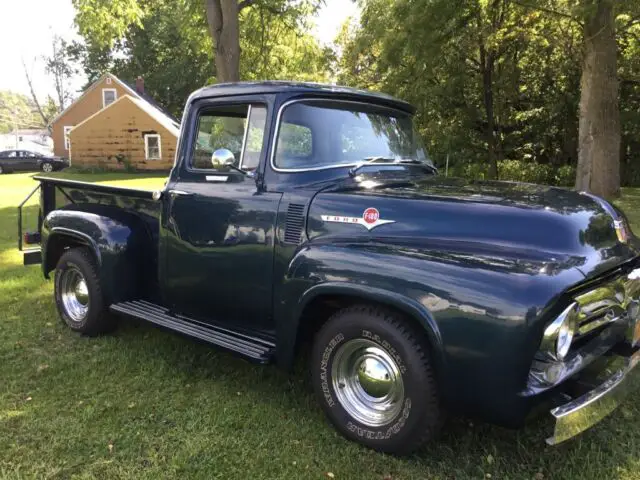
105 77 112 84
63 126 73 150
144 134 161 160
102 88 117 108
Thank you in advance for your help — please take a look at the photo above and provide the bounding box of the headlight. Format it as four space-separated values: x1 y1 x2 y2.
541 303 578 361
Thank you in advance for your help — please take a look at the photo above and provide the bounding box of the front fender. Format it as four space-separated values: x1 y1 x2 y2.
275 241 585 422
42 204 157 303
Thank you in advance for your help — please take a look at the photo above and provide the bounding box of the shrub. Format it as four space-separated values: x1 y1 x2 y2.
447 160 576 187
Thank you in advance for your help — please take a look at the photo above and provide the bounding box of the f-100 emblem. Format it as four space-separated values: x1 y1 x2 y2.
321 207 396 231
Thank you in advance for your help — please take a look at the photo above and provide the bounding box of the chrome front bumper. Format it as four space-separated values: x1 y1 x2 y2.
547 349 640 445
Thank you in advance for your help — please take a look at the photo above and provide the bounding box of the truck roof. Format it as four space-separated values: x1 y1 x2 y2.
189 81 415 114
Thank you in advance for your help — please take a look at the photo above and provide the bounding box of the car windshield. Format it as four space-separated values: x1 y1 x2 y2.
273 100 432 171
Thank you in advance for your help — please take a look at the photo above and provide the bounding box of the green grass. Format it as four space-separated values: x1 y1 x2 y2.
1 172 640 479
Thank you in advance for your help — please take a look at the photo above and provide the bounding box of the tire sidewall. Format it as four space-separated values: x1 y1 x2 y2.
54 250 103 332
312 309 437 451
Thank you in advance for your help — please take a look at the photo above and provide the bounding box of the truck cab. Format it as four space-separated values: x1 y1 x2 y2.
21 82 640 454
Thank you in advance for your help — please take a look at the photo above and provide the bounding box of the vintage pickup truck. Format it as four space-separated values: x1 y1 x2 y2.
18 82 640 454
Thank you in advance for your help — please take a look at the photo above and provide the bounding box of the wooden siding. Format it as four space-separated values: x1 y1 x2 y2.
68 96 177 171
51 76 130 158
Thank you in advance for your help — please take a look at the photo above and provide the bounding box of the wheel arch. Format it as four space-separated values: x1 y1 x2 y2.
44 227 101 278
286 282 445 377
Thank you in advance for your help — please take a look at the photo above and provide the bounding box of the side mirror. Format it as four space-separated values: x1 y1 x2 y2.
211 148 236 169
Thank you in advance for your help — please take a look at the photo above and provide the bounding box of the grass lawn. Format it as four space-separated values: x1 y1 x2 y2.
1 172 640 479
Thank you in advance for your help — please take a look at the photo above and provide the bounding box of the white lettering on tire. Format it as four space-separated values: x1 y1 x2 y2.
346 398 412 440
320 333 345 407
362 329 407 373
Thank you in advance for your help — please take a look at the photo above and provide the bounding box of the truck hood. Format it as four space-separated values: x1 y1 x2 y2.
306 176 639 280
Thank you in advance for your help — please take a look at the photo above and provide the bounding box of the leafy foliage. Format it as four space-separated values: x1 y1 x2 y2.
0 91 48 134
71 0 332 117
336 0 640 186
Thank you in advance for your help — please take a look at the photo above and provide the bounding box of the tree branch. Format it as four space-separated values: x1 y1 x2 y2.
238 0 256 10
21 58 51 131
510 0 583 26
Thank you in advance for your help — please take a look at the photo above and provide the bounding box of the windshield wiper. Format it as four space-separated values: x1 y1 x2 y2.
348 157 437 177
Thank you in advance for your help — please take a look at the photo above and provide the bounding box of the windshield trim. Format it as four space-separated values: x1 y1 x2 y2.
269 97 421 174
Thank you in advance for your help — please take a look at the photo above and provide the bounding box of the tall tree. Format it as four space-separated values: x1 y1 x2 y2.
575 0 620 197
44 35 77 111
204 0 242 82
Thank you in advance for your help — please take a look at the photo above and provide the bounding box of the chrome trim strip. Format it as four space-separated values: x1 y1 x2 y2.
269 98 413 173
205 175 229 182
238 104 252 170
547 349 640 445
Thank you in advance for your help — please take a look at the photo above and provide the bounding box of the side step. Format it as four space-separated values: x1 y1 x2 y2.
110 300 275 364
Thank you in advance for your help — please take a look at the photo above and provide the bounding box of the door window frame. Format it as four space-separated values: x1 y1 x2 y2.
181 97 271 177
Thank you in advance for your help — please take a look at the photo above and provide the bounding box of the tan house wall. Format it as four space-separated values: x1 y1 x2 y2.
51 77 130 158
68 97 177 170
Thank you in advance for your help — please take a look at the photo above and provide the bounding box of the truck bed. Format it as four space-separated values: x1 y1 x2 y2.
19 175 162 264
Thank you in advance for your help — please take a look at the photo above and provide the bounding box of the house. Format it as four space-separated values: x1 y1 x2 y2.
50 73 179 170
0 129 52 155
68 95 179 170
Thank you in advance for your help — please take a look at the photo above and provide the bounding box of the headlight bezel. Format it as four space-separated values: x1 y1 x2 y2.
541 302 579 361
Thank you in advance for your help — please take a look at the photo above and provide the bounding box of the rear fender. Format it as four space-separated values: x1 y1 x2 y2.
42 205 156 303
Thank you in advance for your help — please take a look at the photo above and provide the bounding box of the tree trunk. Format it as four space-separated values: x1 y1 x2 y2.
480 44 498 179
575 0 620 197
204 0 241 82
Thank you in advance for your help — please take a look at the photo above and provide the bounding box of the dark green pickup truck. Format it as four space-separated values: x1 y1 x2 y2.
19 82 640 454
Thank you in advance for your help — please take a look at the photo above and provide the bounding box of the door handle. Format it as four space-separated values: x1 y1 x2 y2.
168 189 192 197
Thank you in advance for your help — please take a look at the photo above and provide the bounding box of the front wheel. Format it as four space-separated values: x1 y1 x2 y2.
311 305 443 454
54 247 115 335
41 162 54 172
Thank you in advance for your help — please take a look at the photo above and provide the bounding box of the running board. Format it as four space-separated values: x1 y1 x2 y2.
109 300 275 364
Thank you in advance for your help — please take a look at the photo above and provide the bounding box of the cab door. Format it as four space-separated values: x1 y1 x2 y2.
161 97 281 333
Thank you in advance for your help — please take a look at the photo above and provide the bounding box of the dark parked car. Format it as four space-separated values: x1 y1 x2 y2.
18 81 640 454
0 150 68 174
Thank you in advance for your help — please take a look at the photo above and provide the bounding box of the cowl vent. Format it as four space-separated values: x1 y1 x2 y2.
284 203 305 245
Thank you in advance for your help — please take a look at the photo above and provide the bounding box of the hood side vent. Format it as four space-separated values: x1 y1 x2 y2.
284 203 306 245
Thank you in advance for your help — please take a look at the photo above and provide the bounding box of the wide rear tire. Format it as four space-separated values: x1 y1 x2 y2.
54 247 115 335
311 305 443 454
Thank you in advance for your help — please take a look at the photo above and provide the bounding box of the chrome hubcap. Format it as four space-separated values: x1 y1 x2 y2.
332 339 404 427
60 266 89 322
43 163 53 172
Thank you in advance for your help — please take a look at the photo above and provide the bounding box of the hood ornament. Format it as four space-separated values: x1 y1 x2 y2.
321 207 395 231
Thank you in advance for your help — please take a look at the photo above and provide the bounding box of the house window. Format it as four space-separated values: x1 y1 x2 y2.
102 88 117 107
145 134 161 160
63 126 72 150
106 77 112 84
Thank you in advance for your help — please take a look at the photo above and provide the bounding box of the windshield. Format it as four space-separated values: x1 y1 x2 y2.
273 100 430 171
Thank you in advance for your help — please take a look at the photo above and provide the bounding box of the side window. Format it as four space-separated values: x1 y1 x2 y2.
191 104 267 171
144 134 162 160
64 126 72 150
102 88 117 107
6 151 17 158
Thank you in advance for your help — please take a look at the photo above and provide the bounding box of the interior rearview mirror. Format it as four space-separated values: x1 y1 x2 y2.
211 148 236 169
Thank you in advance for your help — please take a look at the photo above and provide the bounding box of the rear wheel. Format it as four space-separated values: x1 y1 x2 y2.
41 162 54 172
54 247 114 335
311 305 443 454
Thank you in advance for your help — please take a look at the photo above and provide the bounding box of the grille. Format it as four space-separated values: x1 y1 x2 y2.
283 203 305 245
